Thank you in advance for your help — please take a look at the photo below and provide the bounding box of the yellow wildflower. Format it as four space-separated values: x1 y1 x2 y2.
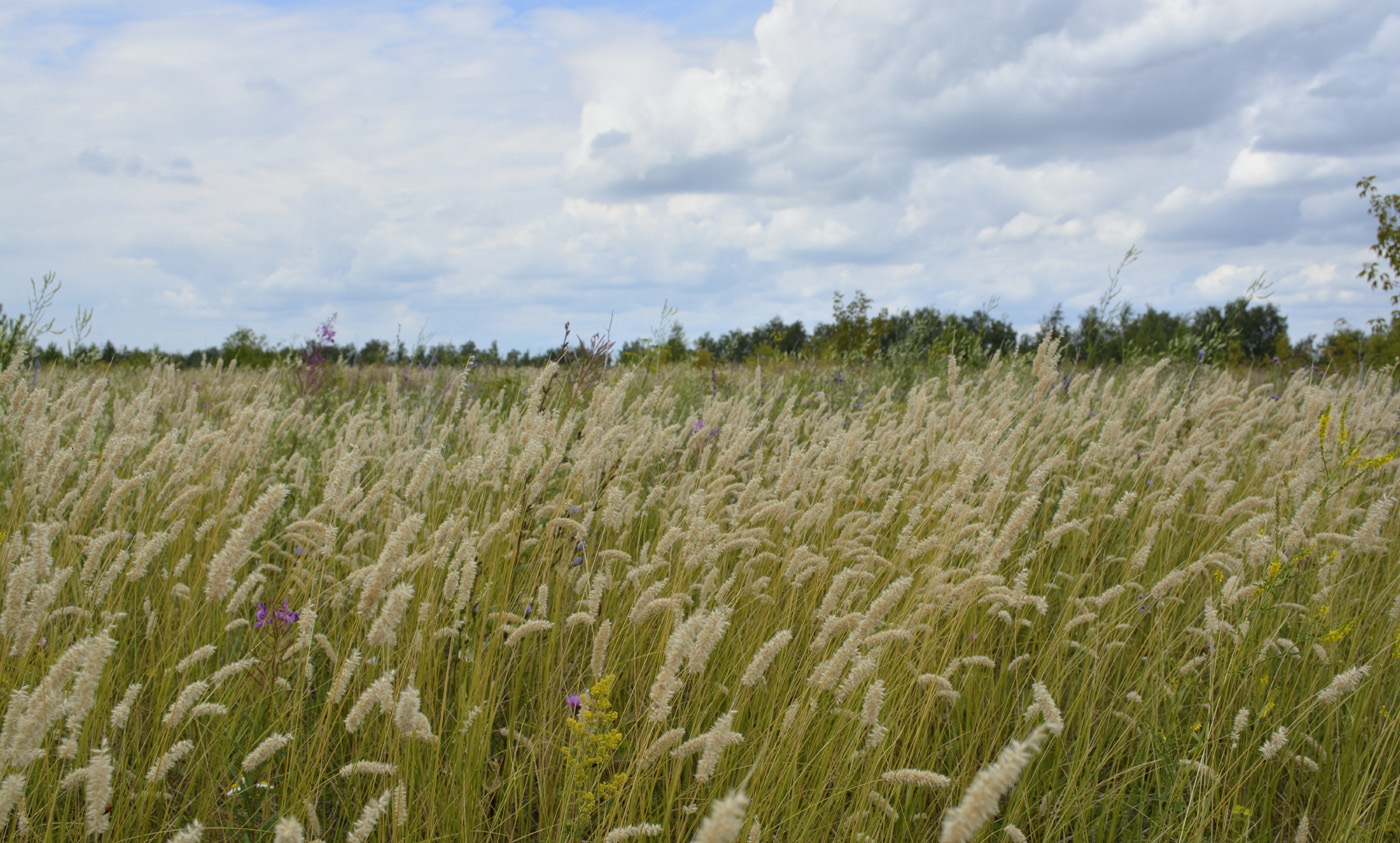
1318 402 1331 456
1321 622 1352 644
565 674 627 833
1338 399 1350 453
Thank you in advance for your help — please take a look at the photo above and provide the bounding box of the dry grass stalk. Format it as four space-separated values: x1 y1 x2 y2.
940 724 1056 843
691 788 750 843
603 823 664 842
242 732 293 772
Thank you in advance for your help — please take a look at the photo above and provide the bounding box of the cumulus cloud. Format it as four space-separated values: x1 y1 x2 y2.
0 0 1396 352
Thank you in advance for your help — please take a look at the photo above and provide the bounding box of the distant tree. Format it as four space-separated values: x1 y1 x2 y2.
1122 305 1190 360
1071 305 1111 365
1222 299 1288 362
1024 303 1068 353
221 326 270 366
359 339 390 365
954 309 1017 359
1321 320 1366 374
663 322 689 362
824 290 889 359
750 316 807 358
1357 176 1400 325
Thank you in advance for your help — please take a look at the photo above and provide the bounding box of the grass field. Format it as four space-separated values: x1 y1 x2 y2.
1 341 1398 842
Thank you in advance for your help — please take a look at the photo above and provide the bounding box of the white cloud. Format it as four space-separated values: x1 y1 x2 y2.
1226 147 1343 189
1193 263 1266 298
1093 213 1147 245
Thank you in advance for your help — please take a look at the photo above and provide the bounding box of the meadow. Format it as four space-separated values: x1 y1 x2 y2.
1 339 1398 843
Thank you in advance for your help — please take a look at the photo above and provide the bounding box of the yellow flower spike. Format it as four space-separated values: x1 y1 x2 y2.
1321 622 1352 643
1352 451 1398 470
1338 398 1350 453
1318 402 1331 456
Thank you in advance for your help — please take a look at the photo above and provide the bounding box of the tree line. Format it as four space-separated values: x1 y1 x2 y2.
5 285 1398 377
616 287 1399 375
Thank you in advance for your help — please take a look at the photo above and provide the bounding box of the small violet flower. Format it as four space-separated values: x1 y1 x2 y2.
255 599 300 629
275 599 299 626
566 693 583 713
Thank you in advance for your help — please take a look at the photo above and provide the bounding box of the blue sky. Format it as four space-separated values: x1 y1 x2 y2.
2 0 1398 355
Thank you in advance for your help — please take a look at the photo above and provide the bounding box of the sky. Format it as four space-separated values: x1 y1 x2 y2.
2 0 1398 356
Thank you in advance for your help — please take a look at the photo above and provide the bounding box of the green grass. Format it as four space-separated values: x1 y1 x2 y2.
0 343 1397 842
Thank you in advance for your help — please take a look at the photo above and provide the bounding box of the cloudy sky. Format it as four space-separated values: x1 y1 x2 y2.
2 0 1397 356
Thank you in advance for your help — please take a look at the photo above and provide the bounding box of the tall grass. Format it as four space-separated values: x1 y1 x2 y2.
0 341 1397 842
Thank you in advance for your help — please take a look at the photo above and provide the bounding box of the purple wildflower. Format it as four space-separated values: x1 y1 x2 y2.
275 599 299 626
566 693 582 713
692 419 706 433
315 314 338 345
256 599 299 629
